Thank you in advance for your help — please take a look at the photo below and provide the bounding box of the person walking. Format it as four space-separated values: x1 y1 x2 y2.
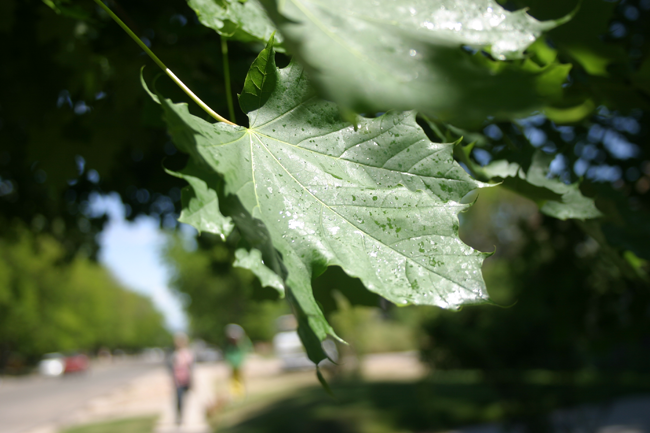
169 332 194 425
223 324 252 400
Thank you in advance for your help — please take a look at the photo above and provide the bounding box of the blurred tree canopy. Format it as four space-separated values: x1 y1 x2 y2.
164 233 287 344
0 0 264 257
422 187 650 373
0 225 170 369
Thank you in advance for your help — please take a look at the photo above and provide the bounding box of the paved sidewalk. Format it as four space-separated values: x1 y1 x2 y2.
22 363 227 433
155 363 228 433
22 366 170 433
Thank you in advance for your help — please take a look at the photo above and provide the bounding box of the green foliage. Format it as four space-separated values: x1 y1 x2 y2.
166 160 235 237
116 0 649 365
417 185 650 428
258 0 570 126
430 107 650 270
6 0 650 377
457 144 602 220
380 182 650 428
330 298 418 357
188 0 283 47
233 248 284 292
164 233 287 344
0 0 270 258
153 35 494 361
0 224 169 365
511 0 648 119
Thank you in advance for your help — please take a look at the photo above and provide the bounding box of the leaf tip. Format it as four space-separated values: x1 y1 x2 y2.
316 367 337 399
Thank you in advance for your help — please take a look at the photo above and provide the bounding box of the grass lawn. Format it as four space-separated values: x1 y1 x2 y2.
212 371 650 433
60 416 157 433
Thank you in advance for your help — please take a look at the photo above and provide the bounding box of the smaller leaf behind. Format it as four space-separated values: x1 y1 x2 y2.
165 160 235 239
233 248 284 292
480 151 602 220
260 0 571 126
238 32 278 115
188 0 283 48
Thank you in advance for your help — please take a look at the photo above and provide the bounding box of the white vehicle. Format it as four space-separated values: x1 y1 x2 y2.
191 340 222 363
273 315 338 370
38 353 65 377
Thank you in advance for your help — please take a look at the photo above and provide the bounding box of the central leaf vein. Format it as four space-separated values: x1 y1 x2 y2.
252 132 471 289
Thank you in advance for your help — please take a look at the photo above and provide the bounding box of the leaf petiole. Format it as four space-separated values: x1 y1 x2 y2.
91 0 236 126
221 37 237 124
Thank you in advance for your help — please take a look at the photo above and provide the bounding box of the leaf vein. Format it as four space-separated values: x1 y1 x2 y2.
251 95 318 129
251 134 475 291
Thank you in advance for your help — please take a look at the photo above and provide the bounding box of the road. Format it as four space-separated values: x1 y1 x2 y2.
0 352 427 433
0 361 160 433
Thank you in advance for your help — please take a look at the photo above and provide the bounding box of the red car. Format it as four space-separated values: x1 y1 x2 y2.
64 353 89 373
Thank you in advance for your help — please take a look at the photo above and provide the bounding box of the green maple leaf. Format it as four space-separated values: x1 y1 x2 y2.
478 151 602 220
432 119 602 221
258 0 570 126
165 160 235 238
233 248 285 292
188 0 282 47
153 37 491 362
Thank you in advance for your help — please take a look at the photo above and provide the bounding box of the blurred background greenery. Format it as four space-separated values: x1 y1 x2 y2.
0 224 170 370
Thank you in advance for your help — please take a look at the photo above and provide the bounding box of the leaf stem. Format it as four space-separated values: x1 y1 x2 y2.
221 37 237 123
420 114 446 142
92 0 236 126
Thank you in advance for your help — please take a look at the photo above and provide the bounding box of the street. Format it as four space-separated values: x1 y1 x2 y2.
0 352 426 433
0 360 160 433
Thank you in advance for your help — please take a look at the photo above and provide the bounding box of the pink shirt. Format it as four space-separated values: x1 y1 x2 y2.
172 348 193 386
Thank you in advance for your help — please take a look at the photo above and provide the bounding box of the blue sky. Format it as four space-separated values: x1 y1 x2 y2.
93 193 187 331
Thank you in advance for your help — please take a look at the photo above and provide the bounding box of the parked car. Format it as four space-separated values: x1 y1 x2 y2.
273 315 338 371
38 353 65 377
141 347 166 363
192 340 222 363
64 353 89 373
